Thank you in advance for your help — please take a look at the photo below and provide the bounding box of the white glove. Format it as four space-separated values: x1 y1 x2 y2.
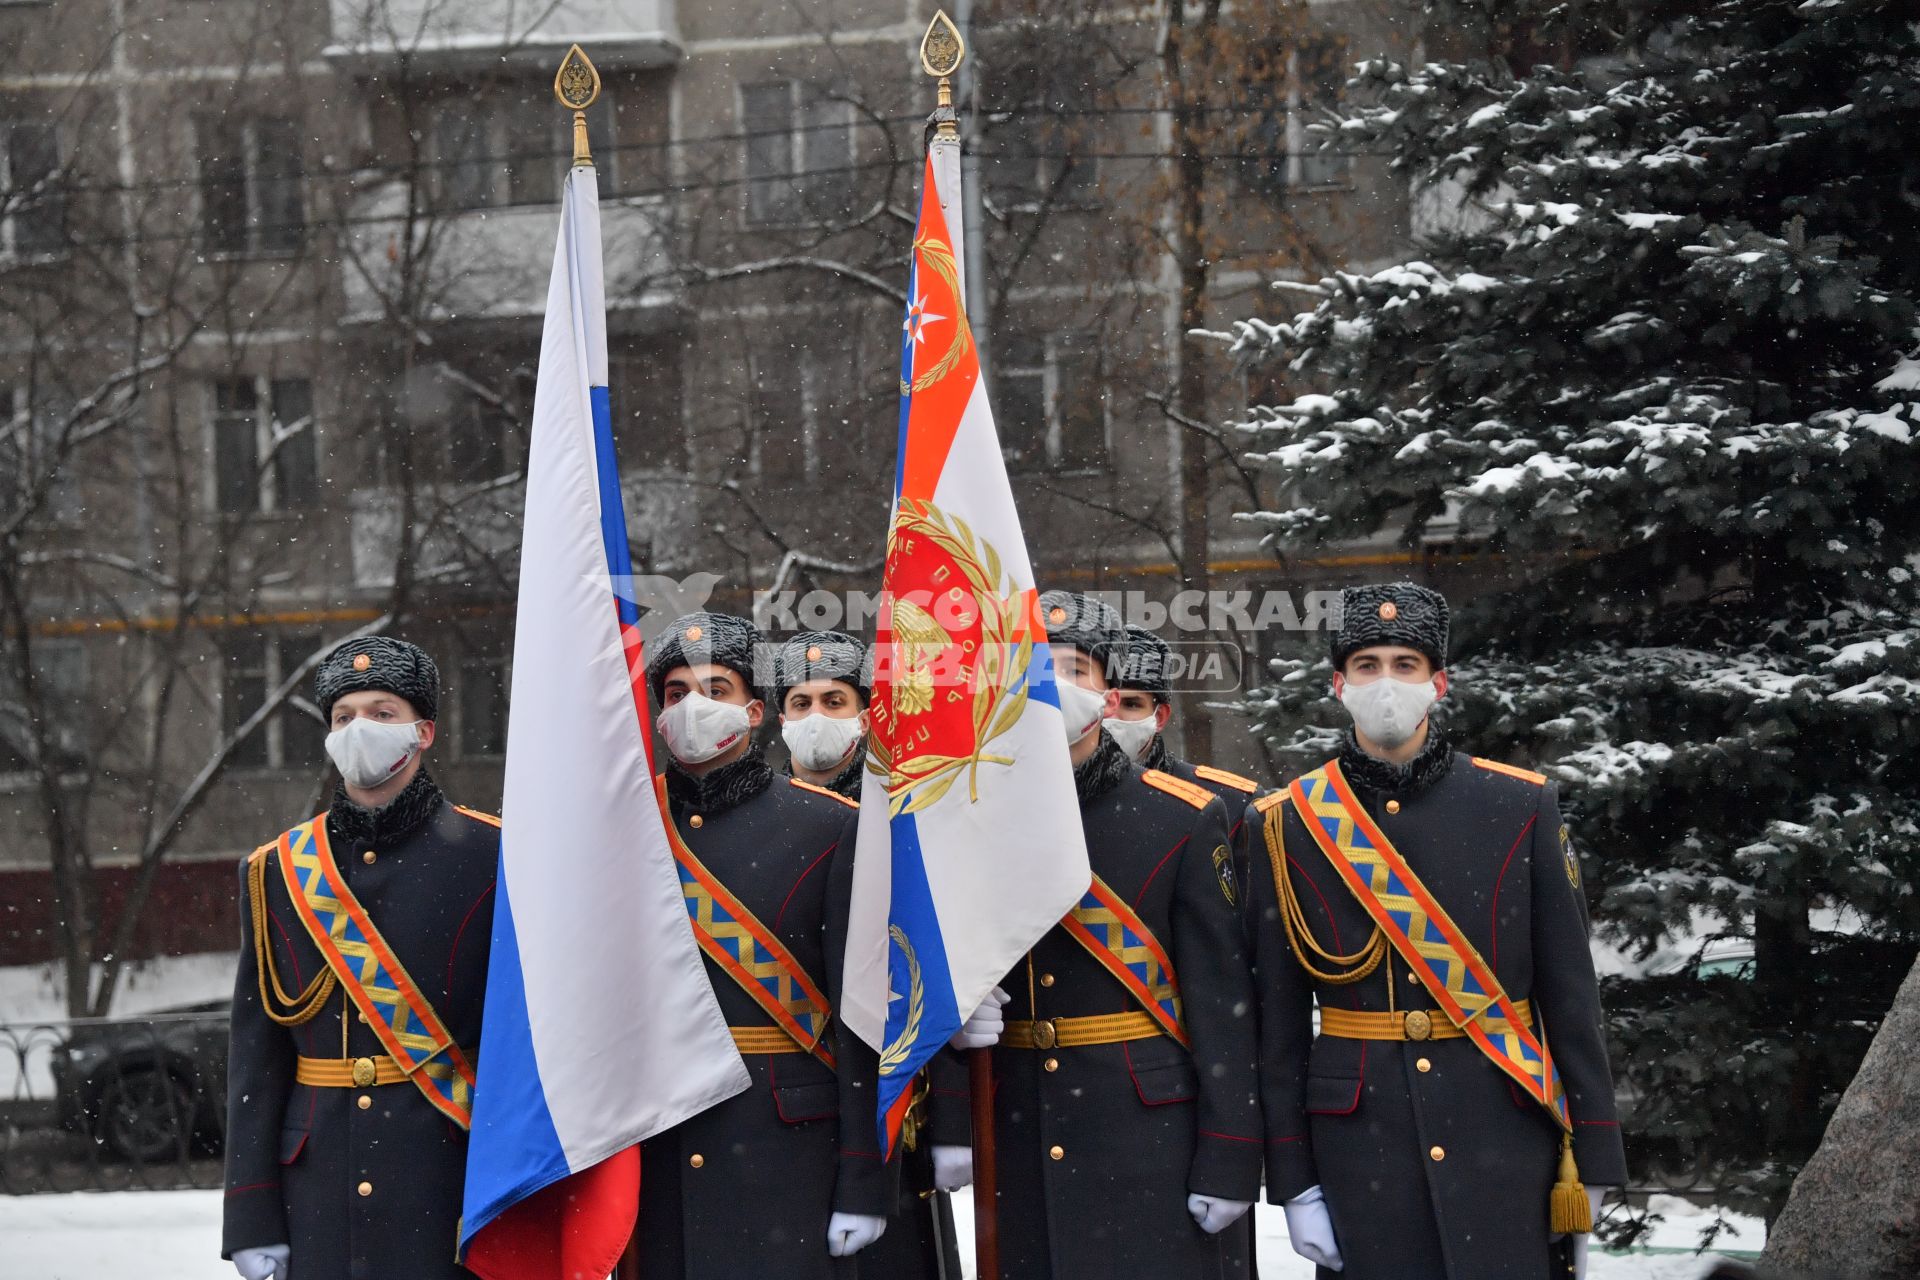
1283 1185 1344 1271
826 1211 887 1257
948 986 1009 1050
1187 1193 1253 1234
232 1245 290 1280
932 1143 974 1191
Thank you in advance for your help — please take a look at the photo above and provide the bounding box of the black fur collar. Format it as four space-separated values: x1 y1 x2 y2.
1336 726 1455 796
1139 732 1173 773
328 769 444 847
666 744 775 816
1075 730 1134 806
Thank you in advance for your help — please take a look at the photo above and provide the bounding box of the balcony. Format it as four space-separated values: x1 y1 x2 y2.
325 0 680 74
338 185 680 330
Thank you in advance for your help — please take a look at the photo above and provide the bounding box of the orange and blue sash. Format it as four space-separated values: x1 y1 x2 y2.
1290 761 1571 1131
661 778 836 1070
1059 876 1190 1048
276 815 478 1128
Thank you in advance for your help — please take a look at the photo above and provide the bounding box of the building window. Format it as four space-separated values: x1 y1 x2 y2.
1237 36 1350 197
984 60 1097 212
0 638 88 776
211 376 319 515
0 382 80 523
433 95 615 212
742 81 855 227
996 333 1107 473
197 115 305 254
2 121 64 260
221 630 325 771
749 349 808 483
457 657 508 757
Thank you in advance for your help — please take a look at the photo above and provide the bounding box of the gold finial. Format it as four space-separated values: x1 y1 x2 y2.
554 44 602 166
920 10 965 140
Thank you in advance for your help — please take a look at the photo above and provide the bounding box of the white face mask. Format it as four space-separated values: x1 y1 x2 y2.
1056 680 1108 745
1340 676 1438 750
658 690 754 765
1102 714 1158 762
325 717 425 790
782 712 866 773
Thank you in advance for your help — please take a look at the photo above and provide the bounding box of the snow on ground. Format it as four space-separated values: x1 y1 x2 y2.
0 1188 1759 1280
0 954 238 1102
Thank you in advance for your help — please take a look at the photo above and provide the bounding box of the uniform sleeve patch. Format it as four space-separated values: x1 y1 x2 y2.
1560 824 1580 887
1141 769 1214 811
1210 843 1238 908
1470 757 1547 786
1192 764 1259 793
454 805 504 829
789 777 859 808
1253 791 1289 815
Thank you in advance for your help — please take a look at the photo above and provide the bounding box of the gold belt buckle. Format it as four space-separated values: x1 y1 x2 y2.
1031 1019 1058 1051
1402 1010 1433 1042
351 1056 378 1087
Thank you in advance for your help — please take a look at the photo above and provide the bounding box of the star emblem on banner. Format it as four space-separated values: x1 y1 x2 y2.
903 287 945 347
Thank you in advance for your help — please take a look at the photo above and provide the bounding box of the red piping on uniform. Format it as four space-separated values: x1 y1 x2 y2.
1122 1039 1195 1107
227 1181 277 1196
1134 836 1190 906
1577 1118 1620 1126
841 1149 882 1159
1488 815 1536 968
776 842 839 931
1284 855 1344 952
1267 1134 1305 1144
267 910 303 983
448 883 496 994
278 1132 307 1165
767 1055 837 1124
1200 1130 1260 1144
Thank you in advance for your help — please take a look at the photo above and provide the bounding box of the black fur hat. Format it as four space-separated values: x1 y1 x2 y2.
313 636 440 721
774 630 870 707
1038 590 1126 669
1330 582 1449 671
645 612 765 706
1115 625 1173 704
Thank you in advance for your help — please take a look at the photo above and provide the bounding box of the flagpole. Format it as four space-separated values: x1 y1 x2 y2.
919 15 1002 1280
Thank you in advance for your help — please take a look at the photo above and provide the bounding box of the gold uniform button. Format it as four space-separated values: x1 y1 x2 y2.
1386 799 1401 814
357 1011 369 1024
1048 1145 1064 1161
358 1181 373 1197
689 1154 705 1168
362 850 377 865
690 815 704 829
1408 972 1421 986
1429 1146 1445 1162
1039 973 1055 988
357 1094 372 1110
1043 1057 1059 1073
1416 1058 1432 1074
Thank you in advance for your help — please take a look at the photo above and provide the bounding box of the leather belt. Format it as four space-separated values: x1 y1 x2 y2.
295 1054 412 1087
1319 999 1534 1043
1002 1011 1162 1050
730 1025 809 1054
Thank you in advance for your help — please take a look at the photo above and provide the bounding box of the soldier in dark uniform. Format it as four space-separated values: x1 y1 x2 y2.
1249 583 1627 1279
772 626 964 1278
1109 622 1269 902
774 629 871 799
946 591 1264 1278
223 637 501 1280
636 612 916 1279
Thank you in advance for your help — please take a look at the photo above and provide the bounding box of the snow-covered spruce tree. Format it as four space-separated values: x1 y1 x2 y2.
1232 0 1920 1228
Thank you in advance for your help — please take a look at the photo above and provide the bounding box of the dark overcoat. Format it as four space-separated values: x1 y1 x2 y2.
983 743 1264 1279
1143 736 1270 907
222 774 499 1280
1248 747 1629 1280
636 755 910 1280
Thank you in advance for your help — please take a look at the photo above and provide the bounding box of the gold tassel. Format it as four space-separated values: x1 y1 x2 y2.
1549 1134 1592 1234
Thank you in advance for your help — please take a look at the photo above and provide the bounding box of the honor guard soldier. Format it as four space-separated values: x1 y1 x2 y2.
223 637 502 1280
638 612 919 1279
1248 583 1627 1279
772 626 963 1277
1108 623 1269 900
774 630 872 799
948 591 1264 1278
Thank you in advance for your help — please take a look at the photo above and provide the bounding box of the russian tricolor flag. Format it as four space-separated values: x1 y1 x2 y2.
457 162 751 1278
840 144 1091 1152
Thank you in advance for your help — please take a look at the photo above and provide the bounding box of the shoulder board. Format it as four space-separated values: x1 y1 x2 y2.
454 805 503 828
789 777 859 809
1141 769 1215 811
1471 757 1547 786
1192 764 1259 793
1253 791 1289 815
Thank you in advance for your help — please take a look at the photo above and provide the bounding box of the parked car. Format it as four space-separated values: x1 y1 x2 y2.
51 1000 230 1163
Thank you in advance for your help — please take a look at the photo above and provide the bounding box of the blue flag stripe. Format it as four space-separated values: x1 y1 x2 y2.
875 810 962 1137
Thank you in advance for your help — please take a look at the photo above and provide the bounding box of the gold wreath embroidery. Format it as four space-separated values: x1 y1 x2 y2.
898 235 975 397
878 924 926 1076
